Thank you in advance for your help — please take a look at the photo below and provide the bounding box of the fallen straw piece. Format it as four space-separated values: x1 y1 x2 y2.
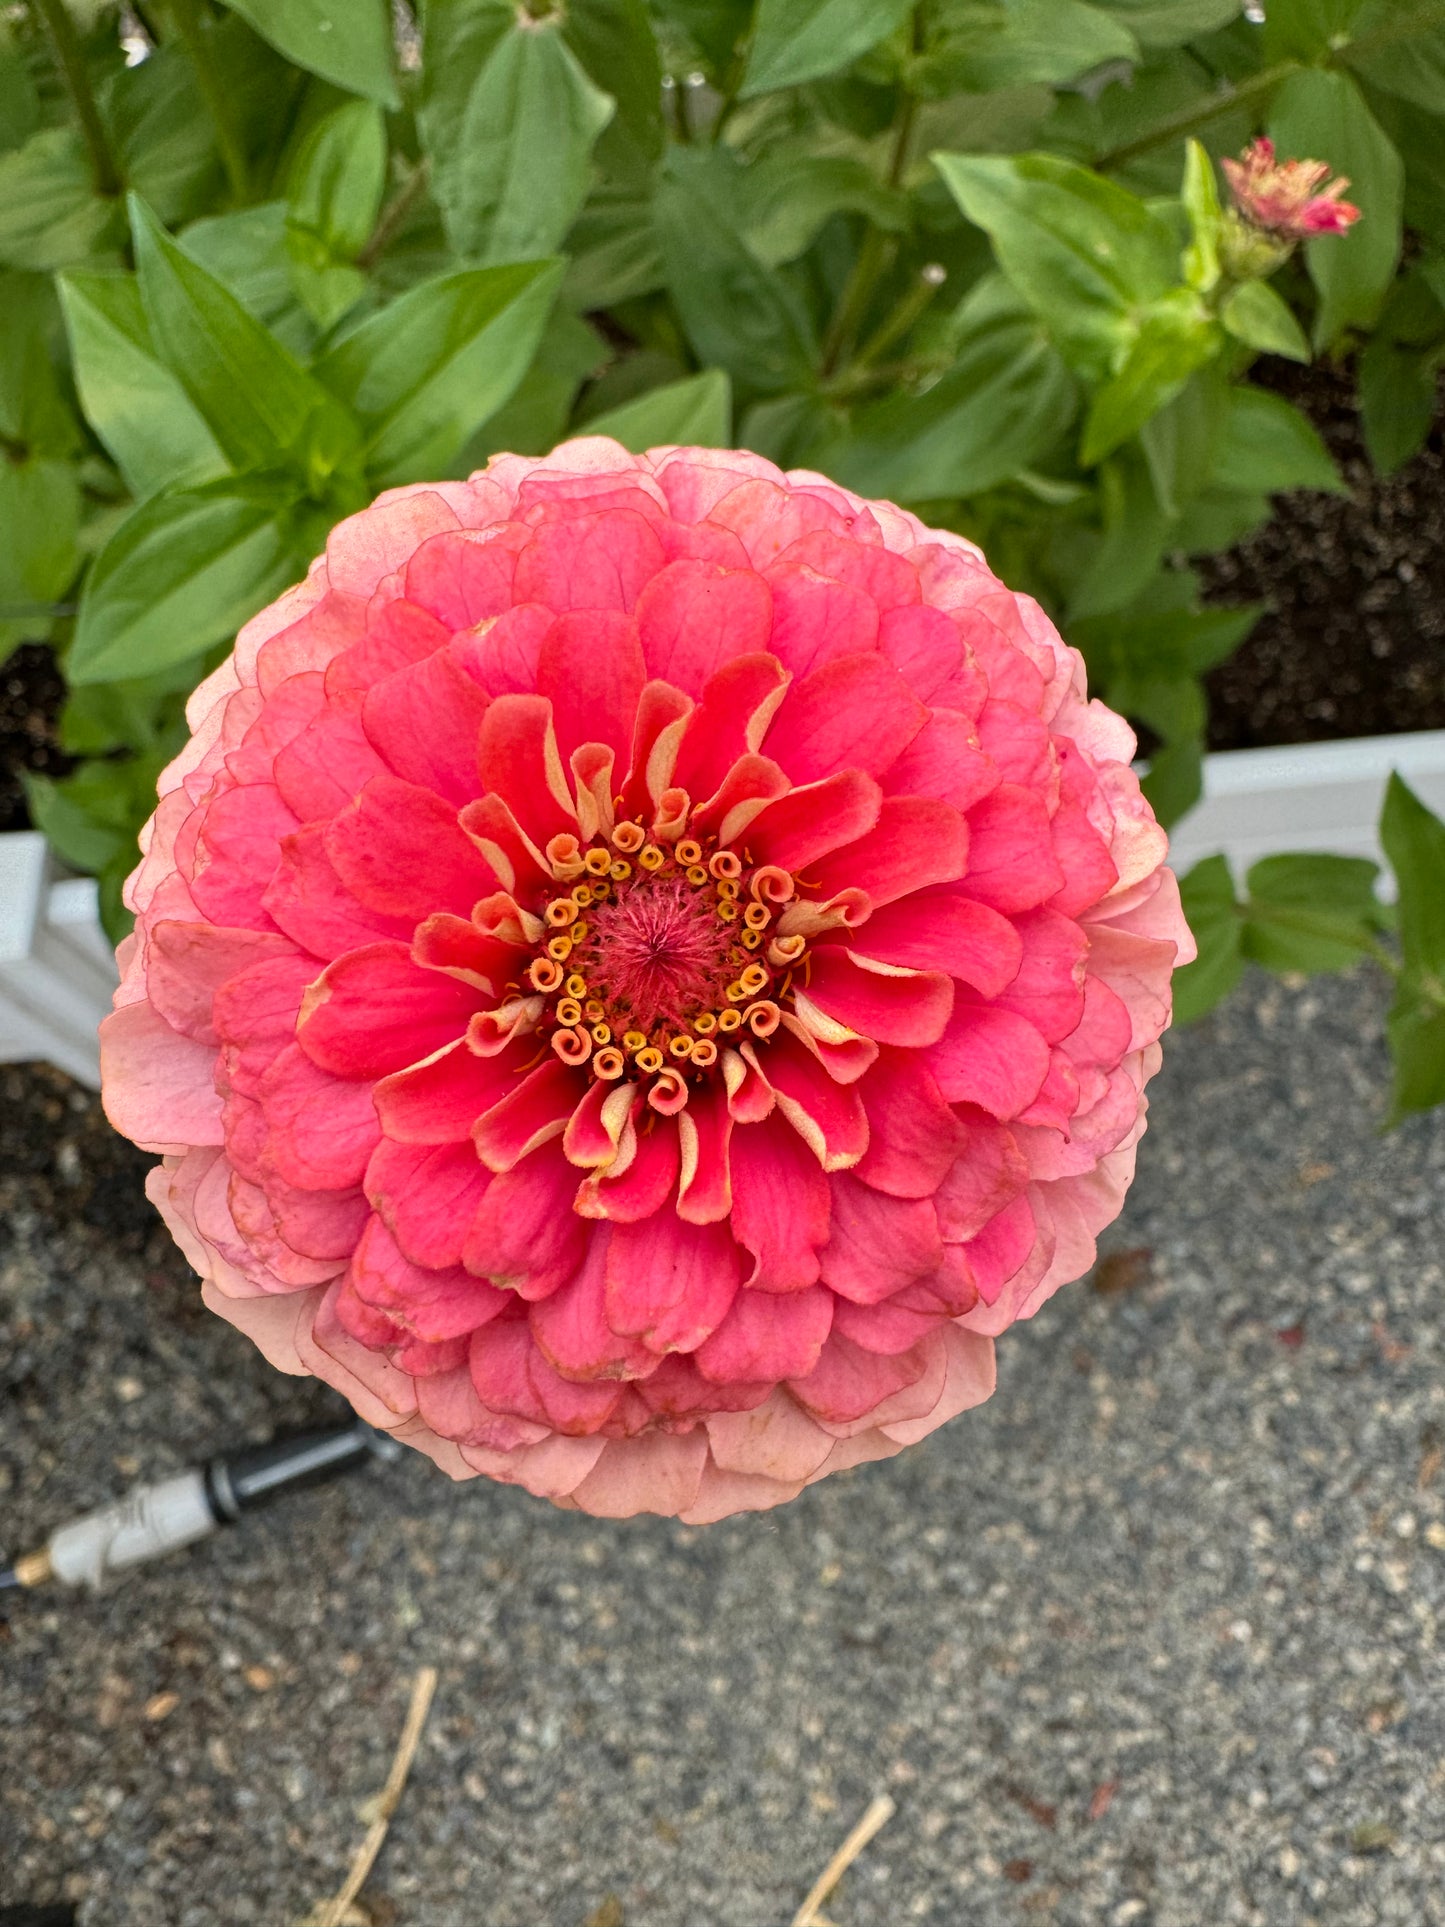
791 1792 897 1927
310 1664 439 1927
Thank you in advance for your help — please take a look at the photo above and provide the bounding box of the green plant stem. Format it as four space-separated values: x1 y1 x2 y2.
30 0 122 197
853 267 945 370
168 0 249 204
357 158 430 271
670 76 693 144
819 83 919 377
1097 62 1297 171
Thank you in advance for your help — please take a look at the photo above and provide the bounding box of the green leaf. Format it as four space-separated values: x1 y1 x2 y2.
1090 0 1241 47
58 270 228 500
128 194 357 476
1219 279 1311 362
1380 770 1445 1121
654 149 817 397
313 259 562 486
216 0 398 106
742 0 915 97
1069 444 1172 620
917 0 1138 94
0 272 79 457
108 37 220 231
563 188 663 308
0 24 42 157
814 283 1076 498
1380 773 1445 977
738 153 908 268
1347 1 1445 115
1080 295 1220 465
285 100 386 330
1180 138 1221 293
181 203 307 352
1268 68 1402 349
466 308 605 464
1210 386 1345 496
422 1 614 265
1172 854 1244 1022
562 0 663 181
1262 0 1367 61
69 479 299 685
933 150 1180 378
23 766 131 876
1359 333 1441 475
0 127 118 273
0 457 80 656
1241 853 1388 972
1138 360 1232 517
584 370 733 452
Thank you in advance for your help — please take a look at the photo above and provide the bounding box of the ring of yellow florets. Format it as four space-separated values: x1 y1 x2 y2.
522 818 808 1091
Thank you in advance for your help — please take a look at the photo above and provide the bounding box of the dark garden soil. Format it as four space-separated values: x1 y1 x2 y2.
3 369 1443 839
1201 361 1445 750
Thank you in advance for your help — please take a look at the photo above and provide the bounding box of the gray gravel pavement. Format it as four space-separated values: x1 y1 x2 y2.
2 965 1443 1927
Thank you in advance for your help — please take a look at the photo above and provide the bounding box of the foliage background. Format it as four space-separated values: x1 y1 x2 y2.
2 0 1444 1115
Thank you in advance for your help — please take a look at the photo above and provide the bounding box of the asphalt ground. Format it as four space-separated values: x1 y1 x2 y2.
1 964 1442 1927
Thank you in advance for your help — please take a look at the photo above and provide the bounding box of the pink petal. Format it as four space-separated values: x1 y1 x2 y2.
957 1189 1036 1305
325 774 498 922
773 529 920 611
708 478 854 570
461 1149 587 1299
808 795 968 907
704 1388 835 1481
743 768 882 874
676 1080 734 1224
850 889 1021 998
762 1029 869 1171
530 1230 655 1377
728 1112 831 1291
605 1214 741 1354
471 1058 578 1171
347 1213 508 1342
993 907 1088 1044
190 784 297 930
853 1047 964 1199
582 1112 680 1221
928 1000 1051 1119
787 1332 928 1425
373 1038 520 1143
360 640 491 805
469 1316 623 1434
671 652 789 808
635 559 773 692
100 1000 223 1152
296 941 482 1080
272 698 387 823
513 507 666 613
263 822 413 961
764 566 878 677
254 1041 381 1189
819 1173 944 1305
324 489 463 598
877 603 967 703
695 1283 834 1383
964 783 1065 914
144 922 294 1045
402 526 525 628
366 1137 491 1270
568 1430 710 1517
803 946 953 1047
476 693 576 851
763 653 926 784
536 608 646 769
881 710 999 813
211 952 318 1095
455 601 553 698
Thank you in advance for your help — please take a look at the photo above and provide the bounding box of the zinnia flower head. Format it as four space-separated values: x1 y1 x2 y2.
101 440 1193 1522
1222 137 1361 239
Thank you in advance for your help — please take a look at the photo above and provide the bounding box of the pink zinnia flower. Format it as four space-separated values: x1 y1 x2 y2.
1222 137 1361 238
100 441 1193 1522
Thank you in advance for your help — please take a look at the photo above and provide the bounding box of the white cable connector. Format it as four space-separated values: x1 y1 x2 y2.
44 1469 217 1591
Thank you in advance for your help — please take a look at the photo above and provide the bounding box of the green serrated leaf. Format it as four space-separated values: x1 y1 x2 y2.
422 2 614 265
742 0 914 96
933 150 1180 379
584 370 733 452
654 149 817 397
1210 386 1346 496
314 259 563 485
1172 852 1244 1022
1268 68 1402 349
216 0 398 105
69 480 299 685
129 194 357 476
1219 279 1311 362
58 270 228 500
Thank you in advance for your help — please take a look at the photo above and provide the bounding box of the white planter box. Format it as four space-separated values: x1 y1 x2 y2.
3 726 1445 1089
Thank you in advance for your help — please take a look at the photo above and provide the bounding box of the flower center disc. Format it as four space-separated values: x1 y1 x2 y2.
525 827 803 1085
